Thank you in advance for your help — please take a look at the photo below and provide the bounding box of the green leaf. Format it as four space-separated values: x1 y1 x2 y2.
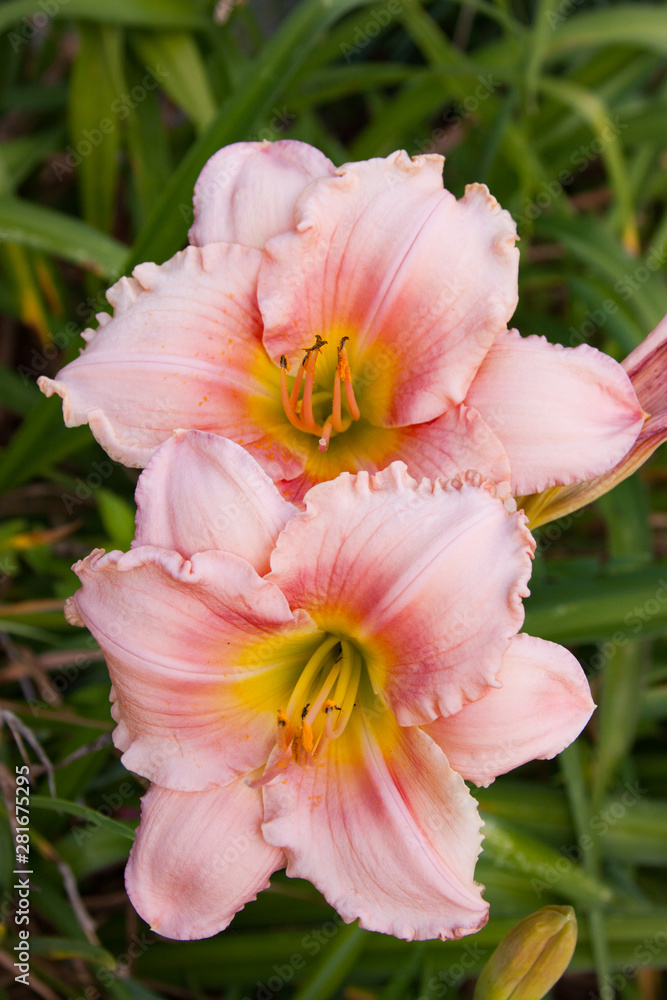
481 816 614 907
537 76 636 246
0 128 65 194
132 31 217 133
291 923 368 1000
525 564 667 645
0 196 127 278
549 6 667 58
127 0 382 269
30 794 136 840
68 23 125 232
97 488 137 550
0 0 207 35
0 366 41 416
0 395 94 495
29 936 118 969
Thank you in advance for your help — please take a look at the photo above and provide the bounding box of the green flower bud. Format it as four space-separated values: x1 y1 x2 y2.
473 906 577 1000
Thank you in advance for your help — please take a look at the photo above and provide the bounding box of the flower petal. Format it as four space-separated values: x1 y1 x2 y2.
465 329 644 495
190 139 335 248
387 404 511 485
269 464 534 724
424 634 595 787
518 316 667 528
259 152 519 426
134 430 296 574
261 710 487 941
126 781 284 940
38 243 304 481
69 545 317 790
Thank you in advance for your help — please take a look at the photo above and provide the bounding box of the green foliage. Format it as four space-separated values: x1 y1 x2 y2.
0 1 666 998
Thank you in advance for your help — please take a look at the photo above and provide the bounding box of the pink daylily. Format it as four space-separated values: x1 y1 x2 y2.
39 140 643 504
524 312 667 527
65 430 594 941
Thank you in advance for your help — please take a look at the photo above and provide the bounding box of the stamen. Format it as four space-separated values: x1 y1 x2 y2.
276 709 290 750
325 640 361 741
285 634 340 723
301 720 314 755
290 359 305 409
337 338 360 422
280 356 311 433
300 336 327 434
331 370 344 433
247 751 291 788
304 664 341 727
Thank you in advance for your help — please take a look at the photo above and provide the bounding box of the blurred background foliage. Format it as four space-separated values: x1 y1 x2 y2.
1 0 667 997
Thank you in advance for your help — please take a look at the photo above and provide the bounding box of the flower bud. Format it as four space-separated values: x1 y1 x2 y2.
473 905 577 1000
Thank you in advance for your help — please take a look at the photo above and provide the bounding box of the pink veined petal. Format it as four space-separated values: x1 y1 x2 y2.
517 315 667 527
270 406 510 507
126 781 284 940
38 242 304 482
261 709 487 941
269 463 535 725
134 430 296 574
465 329 645 496
387 404 511 485
68 545 317 791
424 634 595 788
622 312 667 461
259 152 519 427
190 139 335 248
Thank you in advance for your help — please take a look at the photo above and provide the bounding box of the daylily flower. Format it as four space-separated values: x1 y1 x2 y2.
65 430 594 941
39 141 643 504
523 313 667 527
